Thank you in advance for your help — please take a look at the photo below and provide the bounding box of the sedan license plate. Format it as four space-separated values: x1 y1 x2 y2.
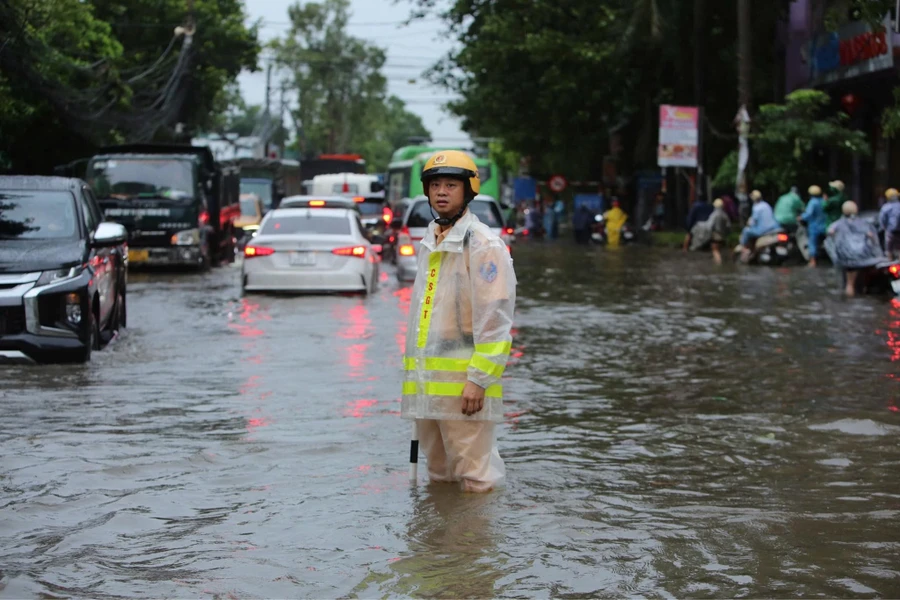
290 252 316 266
892 279 900 295
128 249 149 263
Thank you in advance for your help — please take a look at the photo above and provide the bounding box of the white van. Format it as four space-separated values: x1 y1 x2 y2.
310 173 383 199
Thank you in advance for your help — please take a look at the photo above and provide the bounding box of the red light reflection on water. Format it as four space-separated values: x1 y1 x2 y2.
393 287 412 355
336 303 371 340
881 300 900 396
333 302 373 379
344 398 378 418
229 298 270 338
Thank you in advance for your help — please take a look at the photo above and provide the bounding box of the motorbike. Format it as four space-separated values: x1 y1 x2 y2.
822 235 900 295
590 215 637 245
734 229 793 265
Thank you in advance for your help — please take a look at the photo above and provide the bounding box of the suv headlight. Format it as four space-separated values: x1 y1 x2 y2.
171 228 200 246
36 265 83 286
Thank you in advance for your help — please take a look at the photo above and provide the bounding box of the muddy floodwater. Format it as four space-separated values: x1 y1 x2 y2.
2 243 899 598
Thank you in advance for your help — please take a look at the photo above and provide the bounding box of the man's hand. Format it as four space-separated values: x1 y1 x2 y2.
462 381 485 416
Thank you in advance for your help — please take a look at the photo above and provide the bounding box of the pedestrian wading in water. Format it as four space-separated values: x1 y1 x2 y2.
401 150 517 493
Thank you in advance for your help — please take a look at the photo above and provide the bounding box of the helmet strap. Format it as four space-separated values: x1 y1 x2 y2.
430 198 470 228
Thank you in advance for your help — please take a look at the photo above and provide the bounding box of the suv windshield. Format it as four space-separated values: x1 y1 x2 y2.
407 200 502 228
240 179 274 210
87 158 195 201
0 191 78 239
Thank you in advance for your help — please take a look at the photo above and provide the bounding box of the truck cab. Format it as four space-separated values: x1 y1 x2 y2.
83 144 238 268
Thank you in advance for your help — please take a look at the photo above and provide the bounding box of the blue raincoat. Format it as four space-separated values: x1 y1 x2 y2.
800 195 827 258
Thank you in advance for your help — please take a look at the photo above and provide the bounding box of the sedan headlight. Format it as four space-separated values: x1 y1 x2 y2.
36 265 83 287
171 228 200 246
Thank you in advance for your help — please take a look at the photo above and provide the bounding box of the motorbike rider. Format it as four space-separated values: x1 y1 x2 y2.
774 186 805 233
878 188 900 260
823 180 846 228
603 198 628 247
799 185 828 268
708 198 731 265
828 200 883 297
738 190 780 261
682 196 714 251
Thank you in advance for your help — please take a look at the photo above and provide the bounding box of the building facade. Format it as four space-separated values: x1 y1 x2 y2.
785 0 900 208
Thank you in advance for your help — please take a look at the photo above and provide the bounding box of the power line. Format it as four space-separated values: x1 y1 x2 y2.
256 17 441 28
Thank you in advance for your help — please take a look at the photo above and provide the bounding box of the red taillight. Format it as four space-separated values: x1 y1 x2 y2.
332 246 366 258
383 207 393 224
889 264 900 277
353 196 365 203
523 229 529 236
244 245 274 258
399 244 415 257
777 233 789 242
505 227 514 235
199 211 210 226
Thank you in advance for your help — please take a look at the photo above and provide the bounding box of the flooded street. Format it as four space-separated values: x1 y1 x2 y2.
2 243 900 599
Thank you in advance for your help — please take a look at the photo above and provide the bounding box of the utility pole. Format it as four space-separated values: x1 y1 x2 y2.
278 82 287 157
264 62 272 157
694 0 706 202
735 0 752 223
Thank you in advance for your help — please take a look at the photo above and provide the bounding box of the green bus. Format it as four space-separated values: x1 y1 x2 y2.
386 145 500 207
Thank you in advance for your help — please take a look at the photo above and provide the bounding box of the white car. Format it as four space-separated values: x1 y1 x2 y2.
241 207 379 294
395 195 512 282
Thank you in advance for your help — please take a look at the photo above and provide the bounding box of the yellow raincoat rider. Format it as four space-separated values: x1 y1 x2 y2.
603 199 628 246
401 150 517 492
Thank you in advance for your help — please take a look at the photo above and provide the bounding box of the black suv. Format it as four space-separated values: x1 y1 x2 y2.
0 176 128 363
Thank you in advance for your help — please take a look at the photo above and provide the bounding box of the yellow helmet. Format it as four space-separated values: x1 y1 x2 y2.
713 198 724 208
421 150 480 200
808 185 822 196
750 190 762 201
841 200 858 216
886 188 900 200
830 180 845 192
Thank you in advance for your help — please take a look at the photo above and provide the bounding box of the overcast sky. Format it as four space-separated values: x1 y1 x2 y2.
236 0 471 145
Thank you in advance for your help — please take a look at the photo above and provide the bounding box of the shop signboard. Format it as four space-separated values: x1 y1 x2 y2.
657 105 699 168
809 17 894 86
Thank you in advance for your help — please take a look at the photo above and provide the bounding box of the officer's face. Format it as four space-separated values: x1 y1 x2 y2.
429 177 466 217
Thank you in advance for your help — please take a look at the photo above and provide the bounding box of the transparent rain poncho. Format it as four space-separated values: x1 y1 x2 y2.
401 210 517 422
826 216 884 269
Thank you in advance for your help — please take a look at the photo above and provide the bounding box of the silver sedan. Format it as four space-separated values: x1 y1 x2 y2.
241 207 379 294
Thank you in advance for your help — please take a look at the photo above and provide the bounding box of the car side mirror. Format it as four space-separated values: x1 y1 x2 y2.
390 217 403 230
93 222 128 247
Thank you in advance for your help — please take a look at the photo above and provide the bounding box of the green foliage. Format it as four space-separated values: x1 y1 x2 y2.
410 0 794 182
752 89 869 192
883 87 900 139
712 150 738 191
271 0 429 171
0 0 259 173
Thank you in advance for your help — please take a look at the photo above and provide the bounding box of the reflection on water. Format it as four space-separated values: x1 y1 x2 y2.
1 246 900 598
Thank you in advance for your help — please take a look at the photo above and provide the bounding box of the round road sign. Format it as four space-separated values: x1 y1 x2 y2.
548 175 567 193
